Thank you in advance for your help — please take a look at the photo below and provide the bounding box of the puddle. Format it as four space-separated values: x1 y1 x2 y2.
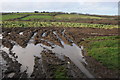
1 43 43 77
0 34 2 39
29 32 37 43
42 32 47 37
1 31 94 78
19 32 23 35
51 31 94 78
40 38 94 78
62 30 73 43
12 43 43 77
52 44 94 78
40 39 56 48
52 43 86 63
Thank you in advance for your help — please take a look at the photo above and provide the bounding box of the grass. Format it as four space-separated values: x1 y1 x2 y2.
1 21 118 29
21 15 53 20
86 36 120 41
55 14 107 19
53 66 69 79
84 36 119 70
1 14 24 21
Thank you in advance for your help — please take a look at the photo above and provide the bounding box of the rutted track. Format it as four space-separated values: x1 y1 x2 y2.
0 27 118 79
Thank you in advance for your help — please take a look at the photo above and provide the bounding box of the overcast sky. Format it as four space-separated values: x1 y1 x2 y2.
0 0 119 15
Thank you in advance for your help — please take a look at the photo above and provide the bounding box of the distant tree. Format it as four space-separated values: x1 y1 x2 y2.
70 12 77 14
34 11 39 13
42 11 46 13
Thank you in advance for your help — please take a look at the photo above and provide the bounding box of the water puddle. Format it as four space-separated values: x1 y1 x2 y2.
12 43 43 77
62 30 73 43
0 34 2 39
52 43 86 63
1 43 43 77
40 39 56 48
19 32 23 35
52 31 94 78
42 32 47 37
29 32 37 43
1 31 94 78
39 38 94 78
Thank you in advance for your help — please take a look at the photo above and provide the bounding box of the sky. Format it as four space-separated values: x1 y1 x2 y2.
0 0 119 15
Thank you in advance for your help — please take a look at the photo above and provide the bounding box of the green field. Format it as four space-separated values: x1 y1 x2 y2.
2 21 118 29
81 36 119 70
2 14 24 21
1 13 117 26
21 15 53 20
55 14 106 19
2 13 116 21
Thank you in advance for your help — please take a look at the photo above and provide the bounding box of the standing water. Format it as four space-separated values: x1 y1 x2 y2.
1 31 94 78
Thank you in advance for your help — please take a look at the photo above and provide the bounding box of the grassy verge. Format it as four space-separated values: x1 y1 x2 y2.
80 36 120 70
1 21 118 29
53 65 69 79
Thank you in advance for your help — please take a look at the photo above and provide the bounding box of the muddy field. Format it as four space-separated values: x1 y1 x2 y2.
0 27 119 79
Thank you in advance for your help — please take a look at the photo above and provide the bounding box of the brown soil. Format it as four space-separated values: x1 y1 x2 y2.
1 27 119 79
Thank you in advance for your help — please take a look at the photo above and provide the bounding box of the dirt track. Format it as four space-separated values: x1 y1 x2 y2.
0 27 118 79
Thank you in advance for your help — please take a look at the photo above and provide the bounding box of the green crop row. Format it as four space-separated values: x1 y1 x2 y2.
1 21 118 29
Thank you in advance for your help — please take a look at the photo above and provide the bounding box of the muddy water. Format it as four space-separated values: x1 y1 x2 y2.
12 44 43 76
19 32 23 35
51 32 94 78
53 44 94 78
29 32 37 43
42 32 47 37
1 44 43 77
1 30 94 78
0 34 2 39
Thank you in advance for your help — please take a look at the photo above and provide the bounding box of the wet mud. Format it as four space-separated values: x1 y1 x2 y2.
0 27 118 79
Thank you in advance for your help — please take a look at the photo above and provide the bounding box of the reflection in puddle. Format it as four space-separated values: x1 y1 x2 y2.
39 41 94 78
1 31 94 78
52 43 95 78
52 43 86 64
0 34 2 39
1 43 43 77
29 32 37 43
1 42 88 77
51 31 94 78
19 32 23 35
12 43 43 77
42 32 47 37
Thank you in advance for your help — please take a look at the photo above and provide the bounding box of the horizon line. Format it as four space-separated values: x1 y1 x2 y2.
0 11 118 16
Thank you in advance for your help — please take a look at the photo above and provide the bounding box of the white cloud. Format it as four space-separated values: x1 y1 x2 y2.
0 2 118 15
